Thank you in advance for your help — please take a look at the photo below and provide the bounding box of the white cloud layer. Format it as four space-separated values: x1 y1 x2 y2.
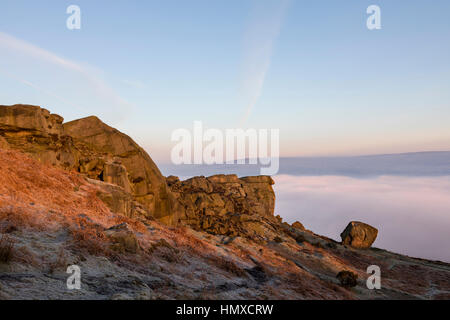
274 174 450 262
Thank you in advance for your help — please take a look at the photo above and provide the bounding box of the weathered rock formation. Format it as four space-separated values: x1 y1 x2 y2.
0 104 276 231
340 221 378 249
63 116 182 225
0 105 78 168
292 221 305 231
167 174 278 239
0 105 181 224
1 107 449 300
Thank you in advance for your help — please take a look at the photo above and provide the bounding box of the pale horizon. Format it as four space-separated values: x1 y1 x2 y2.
1 1 450 162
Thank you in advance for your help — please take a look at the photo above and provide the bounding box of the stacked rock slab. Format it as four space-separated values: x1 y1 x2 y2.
167 174 278 239
0 104 79 168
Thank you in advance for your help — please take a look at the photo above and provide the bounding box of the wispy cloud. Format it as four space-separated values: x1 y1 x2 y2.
239 0 290 126
0 69 86 112
0 32 132 122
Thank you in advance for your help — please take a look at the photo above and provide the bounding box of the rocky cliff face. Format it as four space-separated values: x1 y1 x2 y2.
0 105 275 231
62 116 182 225
0 105 180 224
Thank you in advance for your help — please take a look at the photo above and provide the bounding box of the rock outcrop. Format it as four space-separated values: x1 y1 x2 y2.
167 174 278 239
340 221 378 249
0 105 183 225
0 104 276 229
1 116 450 300
292 221 305 231
63 116 182 225
0 104 78 168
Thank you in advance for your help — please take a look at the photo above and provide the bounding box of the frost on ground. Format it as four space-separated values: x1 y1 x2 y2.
0 149 449 300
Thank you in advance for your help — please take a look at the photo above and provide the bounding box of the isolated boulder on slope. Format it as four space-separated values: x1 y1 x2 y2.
340 221 378 249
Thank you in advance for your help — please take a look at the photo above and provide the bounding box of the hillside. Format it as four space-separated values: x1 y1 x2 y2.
0 104 449 300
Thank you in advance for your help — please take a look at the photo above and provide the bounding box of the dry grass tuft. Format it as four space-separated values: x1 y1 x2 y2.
0 206 45 231
208 255 247 277
0 235 15 263
0 149 111 233
12 245 39 267
49 246 68 273
112 215 147 234
149 239 185 263
69 224 110 256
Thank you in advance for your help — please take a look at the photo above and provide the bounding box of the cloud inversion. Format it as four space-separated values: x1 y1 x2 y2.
274 174 450 262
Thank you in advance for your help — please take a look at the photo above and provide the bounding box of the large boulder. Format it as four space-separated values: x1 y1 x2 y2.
63 116 182 225
292 221 305 231
340 221 378 249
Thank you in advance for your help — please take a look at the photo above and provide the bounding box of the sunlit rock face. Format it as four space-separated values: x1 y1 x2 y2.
1 105 449 300
340 221 378 249
63 115 181 225
0 104 278 229
0 105 181 224
0 104 79 169
167 174 278 239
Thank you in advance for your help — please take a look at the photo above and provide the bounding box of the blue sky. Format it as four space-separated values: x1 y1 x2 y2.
0 0 449 163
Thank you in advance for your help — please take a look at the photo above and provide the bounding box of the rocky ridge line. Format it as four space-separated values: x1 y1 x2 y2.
0 104 276 235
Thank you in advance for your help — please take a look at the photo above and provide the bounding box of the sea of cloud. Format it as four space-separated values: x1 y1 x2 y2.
273 174 450 262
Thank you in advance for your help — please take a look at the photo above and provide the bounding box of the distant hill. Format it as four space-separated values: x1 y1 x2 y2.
160 151 450 178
